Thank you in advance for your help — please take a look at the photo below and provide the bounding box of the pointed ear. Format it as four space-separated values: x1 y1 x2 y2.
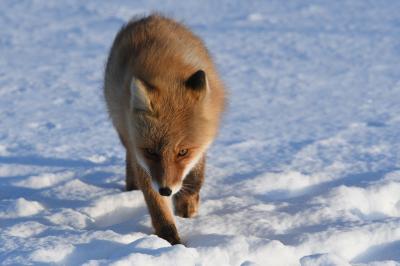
130 78 152 112
185 70 208 91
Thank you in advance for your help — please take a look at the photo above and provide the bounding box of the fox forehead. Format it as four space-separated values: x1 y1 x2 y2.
134 110 209 143
135 127 206 150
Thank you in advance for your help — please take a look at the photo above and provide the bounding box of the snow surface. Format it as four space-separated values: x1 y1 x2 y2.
1 0 400 265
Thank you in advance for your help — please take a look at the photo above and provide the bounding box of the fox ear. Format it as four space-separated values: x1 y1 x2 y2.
130 78 152 112
185 70 208 92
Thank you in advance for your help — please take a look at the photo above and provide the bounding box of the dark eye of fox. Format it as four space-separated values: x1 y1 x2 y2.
178 149 188 157
145 148 158 157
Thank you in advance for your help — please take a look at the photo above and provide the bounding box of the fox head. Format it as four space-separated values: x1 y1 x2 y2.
128 70 217 196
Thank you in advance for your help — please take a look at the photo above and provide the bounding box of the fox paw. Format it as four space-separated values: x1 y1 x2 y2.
125 176 138 191
125 182 138 191
158 224 181 245
174 193 199 218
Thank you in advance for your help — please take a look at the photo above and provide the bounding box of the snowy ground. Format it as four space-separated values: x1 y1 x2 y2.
1 0 400 265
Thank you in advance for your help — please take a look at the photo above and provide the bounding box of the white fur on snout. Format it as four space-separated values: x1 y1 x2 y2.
182 153 202 179
171 183 182 195
151 180 159 193
134 149 158 193
182 142 211 180
134 149 151 176
181 146 209 181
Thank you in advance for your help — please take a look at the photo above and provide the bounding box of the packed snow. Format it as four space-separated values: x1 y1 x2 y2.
1 0 400 265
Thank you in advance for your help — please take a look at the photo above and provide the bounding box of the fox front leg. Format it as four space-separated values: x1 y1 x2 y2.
174 157 205 218
141 178 181 244
125 150 138 191
174 192 200 218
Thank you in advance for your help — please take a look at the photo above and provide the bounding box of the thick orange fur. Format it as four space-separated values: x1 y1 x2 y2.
104 14 225 244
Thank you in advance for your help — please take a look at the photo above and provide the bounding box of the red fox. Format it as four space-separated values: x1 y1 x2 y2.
104 14 225 244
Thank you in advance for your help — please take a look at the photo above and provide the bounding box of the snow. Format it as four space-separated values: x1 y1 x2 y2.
1 0 400 265
4 221 47 238
300 253 350 266
29 243 75 263
13 171 74 189
0 198 44 219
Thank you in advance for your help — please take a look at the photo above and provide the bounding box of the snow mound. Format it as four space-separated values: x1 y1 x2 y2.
5 221 47 238
108 240 198 266
300 253 350 266
46 208 93 229
314 181 400 219
240 171 328 197
13 171 74 189
0 198 44 218
29 243 75 263
42 179 109 201
81 191 145 227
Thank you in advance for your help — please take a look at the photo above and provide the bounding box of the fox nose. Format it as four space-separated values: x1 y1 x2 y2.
159 187 172 196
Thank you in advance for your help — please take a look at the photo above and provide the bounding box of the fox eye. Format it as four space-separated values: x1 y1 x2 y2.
178 149 188 157
145 148 158 156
